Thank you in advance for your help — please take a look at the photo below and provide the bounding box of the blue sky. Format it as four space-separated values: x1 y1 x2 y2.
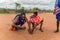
0 0 56 10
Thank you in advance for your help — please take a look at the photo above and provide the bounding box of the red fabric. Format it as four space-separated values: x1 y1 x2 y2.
29 15 40 24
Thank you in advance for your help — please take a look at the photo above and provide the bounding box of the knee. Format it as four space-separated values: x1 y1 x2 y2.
41 19 44 22
42 20 44 22
12 23 15 27
40 20 44 23
28 21 31 24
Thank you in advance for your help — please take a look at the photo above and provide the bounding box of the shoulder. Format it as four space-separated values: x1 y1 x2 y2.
15 13 22 17
14 13 21 19
36 15 40 18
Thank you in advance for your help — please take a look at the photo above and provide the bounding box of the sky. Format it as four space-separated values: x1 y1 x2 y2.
0 0 56 10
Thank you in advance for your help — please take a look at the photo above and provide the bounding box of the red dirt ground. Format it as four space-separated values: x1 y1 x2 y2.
0 13 60 40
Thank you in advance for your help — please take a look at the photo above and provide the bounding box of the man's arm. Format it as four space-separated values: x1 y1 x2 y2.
53 3 56 14
53 0 57 14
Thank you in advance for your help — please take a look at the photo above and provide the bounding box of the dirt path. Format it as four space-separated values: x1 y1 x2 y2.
0 13 60 40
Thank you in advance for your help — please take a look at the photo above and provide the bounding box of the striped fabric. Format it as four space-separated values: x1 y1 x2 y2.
55 0 60 21
55 0 60 14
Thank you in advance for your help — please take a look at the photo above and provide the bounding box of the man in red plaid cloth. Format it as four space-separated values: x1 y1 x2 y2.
28 11 44 34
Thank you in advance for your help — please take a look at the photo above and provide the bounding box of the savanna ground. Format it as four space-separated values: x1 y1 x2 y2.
0 12 60 40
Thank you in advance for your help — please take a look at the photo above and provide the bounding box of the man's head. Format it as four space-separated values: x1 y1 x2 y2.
33 11 38 17
21 12 26 19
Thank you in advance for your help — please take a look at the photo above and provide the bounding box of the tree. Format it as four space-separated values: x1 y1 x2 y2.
42 9 46 12
20 7 25 12
33 7 39 11
15 2 21 10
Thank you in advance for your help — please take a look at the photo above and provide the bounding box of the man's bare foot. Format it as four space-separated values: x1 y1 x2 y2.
39 29 43 32
10 27 16 31
54 30 59 33
28 29 33 34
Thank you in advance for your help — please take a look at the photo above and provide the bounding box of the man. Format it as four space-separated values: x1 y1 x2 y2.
28 12 44 34
54 0 60 32
11 12 27 31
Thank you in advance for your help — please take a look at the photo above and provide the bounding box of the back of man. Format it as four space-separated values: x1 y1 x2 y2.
11 12 27 31
14 13 26 25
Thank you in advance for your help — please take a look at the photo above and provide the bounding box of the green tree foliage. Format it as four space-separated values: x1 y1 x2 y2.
15 2 21 10
32 7 39 11
20 7 25 12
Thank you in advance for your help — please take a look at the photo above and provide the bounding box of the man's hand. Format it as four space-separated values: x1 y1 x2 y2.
53 12 56 15
53 9 56 15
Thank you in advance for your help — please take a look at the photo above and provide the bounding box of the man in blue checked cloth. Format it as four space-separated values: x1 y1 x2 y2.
54 0 60 32
11 12 28 31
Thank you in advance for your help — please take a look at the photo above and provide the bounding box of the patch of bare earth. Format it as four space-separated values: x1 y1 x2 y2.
0 13 60 40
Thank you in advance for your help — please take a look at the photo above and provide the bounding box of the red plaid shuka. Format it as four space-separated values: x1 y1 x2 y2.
29 15 43 24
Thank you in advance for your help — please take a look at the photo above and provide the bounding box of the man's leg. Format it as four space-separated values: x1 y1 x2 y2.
39 20 44 32
30 23 36 34
57 20 59 31
28 22 35 34
28 22 32 33
11 23 26 31
11 23 18 31
19 24 26 30
28 22 31 30
55 20 59 32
